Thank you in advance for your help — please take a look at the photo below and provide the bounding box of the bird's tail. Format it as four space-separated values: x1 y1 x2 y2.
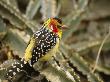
6 59 38 81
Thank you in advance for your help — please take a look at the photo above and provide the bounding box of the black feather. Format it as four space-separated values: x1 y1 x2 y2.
53 17 62 24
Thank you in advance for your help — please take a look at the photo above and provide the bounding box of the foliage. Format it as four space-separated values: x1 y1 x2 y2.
0 0 110 82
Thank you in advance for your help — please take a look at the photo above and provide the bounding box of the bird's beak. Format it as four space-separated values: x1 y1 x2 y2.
61 25 68 30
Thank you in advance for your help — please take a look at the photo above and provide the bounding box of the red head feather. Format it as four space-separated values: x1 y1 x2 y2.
49 19 59 33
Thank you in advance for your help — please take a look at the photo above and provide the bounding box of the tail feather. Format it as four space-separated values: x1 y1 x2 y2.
6 59 38 80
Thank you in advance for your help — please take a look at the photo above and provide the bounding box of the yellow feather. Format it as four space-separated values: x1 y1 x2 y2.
58 29 62 39
24 36 36 62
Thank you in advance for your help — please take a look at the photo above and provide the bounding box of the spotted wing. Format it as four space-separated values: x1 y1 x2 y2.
30 28 58 66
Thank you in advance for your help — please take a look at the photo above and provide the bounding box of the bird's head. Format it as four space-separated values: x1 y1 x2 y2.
43 17 66 38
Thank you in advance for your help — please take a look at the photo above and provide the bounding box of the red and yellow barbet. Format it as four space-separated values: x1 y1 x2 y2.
6 17 65 80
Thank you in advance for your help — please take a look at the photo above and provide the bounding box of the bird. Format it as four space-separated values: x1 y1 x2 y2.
6 17 66 80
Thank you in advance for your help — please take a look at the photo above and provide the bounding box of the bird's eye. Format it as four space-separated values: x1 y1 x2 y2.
57 25 61 29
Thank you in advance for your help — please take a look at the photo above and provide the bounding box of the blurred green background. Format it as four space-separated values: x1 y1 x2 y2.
0 0 110 82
